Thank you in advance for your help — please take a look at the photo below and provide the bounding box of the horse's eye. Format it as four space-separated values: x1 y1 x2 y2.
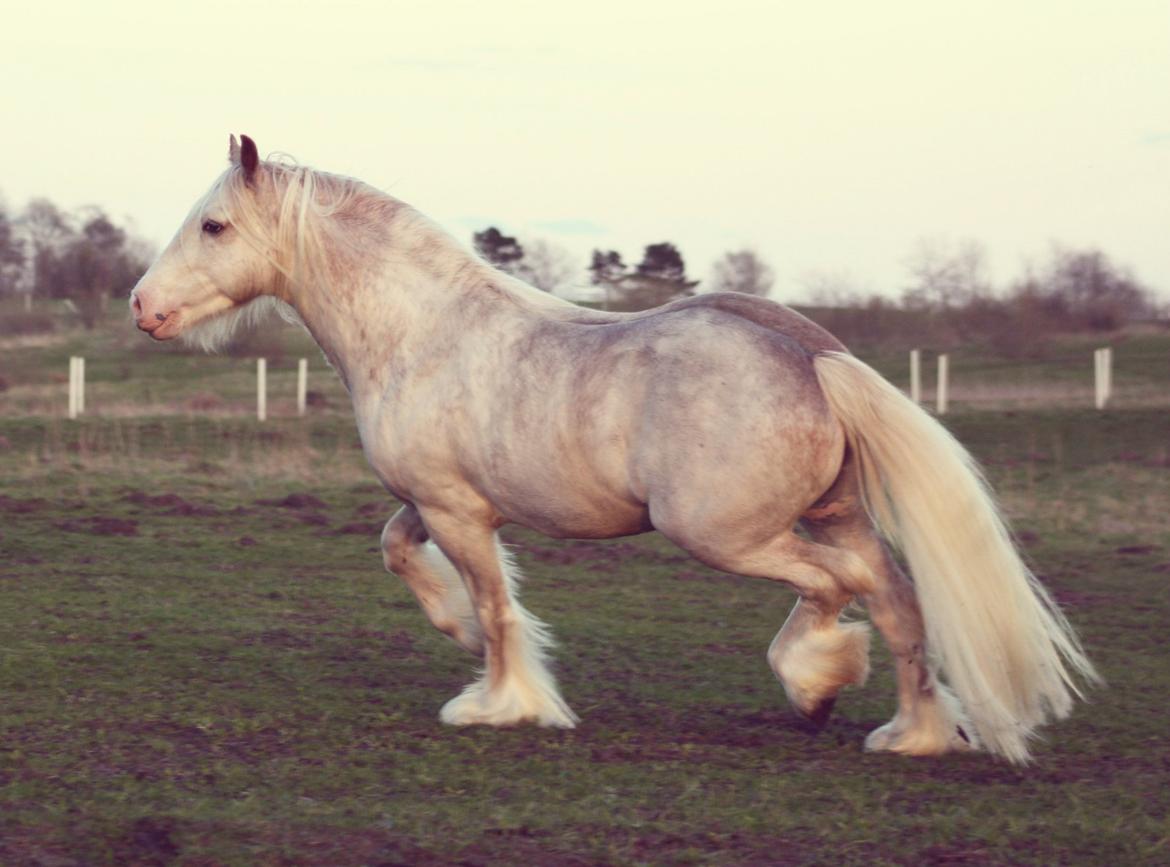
202 219 225 235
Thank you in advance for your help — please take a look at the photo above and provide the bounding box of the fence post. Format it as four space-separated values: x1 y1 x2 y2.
68 356 78 420
909 349 921 403
257 358 267 422
1093 349 1100 409
1094 347 1112 410
1104 347 1112 407
296 358 308 417
77 357 85 414
937 353 949 415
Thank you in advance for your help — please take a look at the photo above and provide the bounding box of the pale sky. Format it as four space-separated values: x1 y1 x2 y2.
3 0 1167 301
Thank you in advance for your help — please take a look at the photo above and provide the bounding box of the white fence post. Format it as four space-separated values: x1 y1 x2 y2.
1093 349 1102 409
68 356 78 419
909 349 921 404
296 358 308 417
257 358 267 422
77 357 85 414
937 353 949 415
1094 347 1112 410
1104 347 1113 407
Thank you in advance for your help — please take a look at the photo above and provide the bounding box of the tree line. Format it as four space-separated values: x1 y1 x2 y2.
474 225 1161 351
802 237 1161 353
0 190 1158 350
0 195 153 327
473 226 773 312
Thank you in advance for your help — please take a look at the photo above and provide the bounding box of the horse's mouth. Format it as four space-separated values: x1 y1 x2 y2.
137 311 183 340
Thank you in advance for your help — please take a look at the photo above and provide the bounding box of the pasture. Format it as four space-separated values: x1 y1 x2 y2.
1 318 1169 865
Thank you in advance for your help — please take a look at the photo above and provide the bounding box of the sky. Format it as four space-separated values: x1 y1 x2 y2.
2 0 1167 302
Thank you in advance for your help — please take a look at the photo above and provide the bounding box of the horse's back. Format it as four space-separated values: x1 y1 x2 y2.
606 309 845 520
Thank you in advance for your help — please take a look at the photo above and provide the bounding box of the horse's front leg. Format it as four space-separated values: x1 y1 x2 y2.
420 509 577 729
381 505 483 655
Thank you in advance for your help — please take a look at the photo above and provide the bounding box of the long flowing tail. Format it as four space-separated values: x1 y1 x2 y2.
813 351 1099 762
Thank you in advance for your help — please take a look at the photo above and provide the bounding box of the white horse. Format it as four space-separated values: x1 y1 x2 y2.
131 136 1097 762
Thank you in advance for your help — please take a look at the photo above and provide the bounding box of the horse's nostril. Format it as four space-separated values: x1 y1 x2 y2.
155 313 166 322
131 294 142 316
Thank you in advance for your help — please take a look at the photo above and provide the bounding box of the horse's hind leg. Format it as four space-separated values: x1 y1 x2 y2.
418 510 577 729
752 536 874 723
803 510 974 755
381 505 482 655
668 526 875 724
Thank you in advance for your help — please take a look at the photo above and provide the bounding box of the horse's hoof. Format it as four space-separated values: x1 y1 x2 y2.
800 695 837 730
864 720 976 756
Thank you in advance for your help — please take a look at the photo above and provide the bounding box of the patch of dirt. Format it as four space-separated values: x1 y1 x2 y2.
330 522 384 536
115 816 179 865
356 501 389 517
0 495 47 514
55 516 139 536
122 491 221 517
240 629 315 649
237 536 258 547
1115 544 1160 555
298 512 331 527
255 492 327 510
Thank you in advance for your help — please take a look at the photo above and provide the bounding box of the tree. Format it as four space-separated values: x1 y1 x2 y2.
798 269 865 307
473 227 524 273
1035 246 1151 330
708 248 774 297
20 198 74 298
901 237 991 310
599 243 698 312
515 239 577 293
58 209 130 326
589 249 626 285
0 202 26 296
636 242 688 283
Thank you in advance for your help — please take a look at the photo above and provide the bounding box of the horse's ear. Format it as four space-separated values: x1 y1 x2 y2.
228 134 241 164
239 135 259 185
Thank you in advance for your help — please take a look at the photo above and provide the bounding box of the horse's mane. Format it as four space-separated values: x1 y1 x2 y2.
182 155 573 352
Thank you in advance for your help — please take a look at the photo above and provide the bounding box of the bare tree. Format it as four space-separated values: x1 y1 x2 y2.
515 239 578 293
20 198 74 298
0 199 26 296
798 269 866 307
708 248 774 297
901 237 991 310
1034 245 1151 329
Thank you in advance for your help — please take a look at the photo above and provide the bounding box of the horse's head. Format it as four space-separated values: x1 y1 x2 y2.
130 135 280 342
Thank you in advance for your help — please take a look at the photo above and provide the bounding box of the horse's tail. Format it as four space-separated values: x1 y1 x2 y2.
812 351 1098 763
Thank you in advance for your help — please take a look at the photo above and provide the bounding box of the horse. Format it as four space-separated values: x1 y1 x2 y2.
130 135 1097 763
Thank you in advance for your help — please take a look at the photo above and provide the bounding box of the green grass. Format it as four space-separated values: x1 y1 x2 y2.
2 411 1169 865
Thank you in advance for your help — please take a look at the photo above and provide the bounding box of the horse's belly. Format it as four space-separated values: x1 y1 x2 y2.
494 479 651 540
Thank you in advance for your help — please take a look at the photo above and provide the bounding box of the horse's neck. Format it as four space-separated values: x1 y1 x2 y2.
285 201 571 406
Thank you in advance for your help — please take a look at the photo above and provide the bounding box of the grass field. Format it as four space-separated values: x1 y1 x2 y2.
2 314 1170 864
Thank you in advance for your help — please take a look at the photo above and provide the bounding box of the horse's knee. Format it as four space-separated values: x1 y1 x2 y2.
380 509 427 572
